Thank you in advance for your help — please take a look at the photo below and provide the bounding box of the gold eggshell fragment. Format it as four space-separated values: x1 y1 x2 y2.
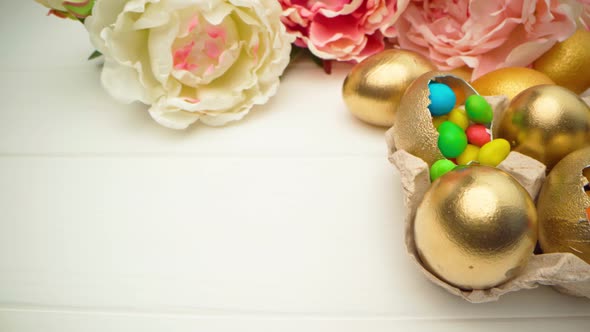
538 147 590 264
447 66 473 82
446 67 473 105
534 29 590 94
392 71 478 166
414 166 538 290
342 50 436 127
494 85 590 170
471 67 555 100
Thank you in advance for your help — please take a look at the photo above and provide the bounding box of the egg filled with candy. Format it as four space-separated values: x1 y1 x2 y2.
392 72 479 166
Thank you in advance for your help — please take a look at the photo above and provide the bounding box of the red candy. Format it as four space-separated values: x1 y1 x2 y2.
466 124 491 147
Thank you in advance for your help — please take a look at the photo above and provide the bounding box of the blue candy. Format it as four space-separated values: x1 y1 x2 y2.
428 83 456 116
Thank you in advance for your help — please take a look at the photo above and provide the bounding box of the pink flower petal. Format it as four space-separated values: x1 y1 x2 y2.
188 15 199 33
205 40 221 59
394 0 578 79
206 26 227 43
280 0 406 62
173 41 196 70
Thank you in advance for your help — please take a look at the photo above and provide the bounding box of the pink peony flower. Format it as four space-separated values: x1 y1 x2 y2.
579 0 590 29
280 0 410 62
395 0 580 79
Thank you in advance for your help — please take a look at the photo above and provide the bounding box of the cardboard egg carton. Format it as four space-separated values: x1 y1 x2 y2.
385 95 590 303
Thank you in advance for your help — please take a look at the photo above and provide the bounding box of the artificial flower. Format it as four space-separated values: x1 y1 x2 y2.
85 0 293 129
280 0 409 62
396 0 580 79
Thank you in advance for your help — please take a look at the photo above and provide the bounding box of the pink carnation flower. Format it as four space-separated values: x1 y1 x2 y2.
280 0 409 62
396 0 580 79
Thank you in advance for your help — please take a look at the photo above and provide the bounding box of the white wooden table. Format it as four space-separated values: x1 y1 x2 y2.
0 2 589 331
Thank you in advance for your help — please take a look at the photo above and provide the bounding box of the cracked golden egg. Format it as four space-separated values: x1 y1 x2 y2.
391 71 478 166
494 85 590 171
538 147 590 264
414 166 538 290
342 49 436 127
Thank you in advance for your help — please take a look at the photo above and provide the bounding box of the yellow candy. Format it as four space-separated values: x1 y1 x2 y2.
478 139 511 166
457 144 480 165
432 115 449 129
448 108 469 130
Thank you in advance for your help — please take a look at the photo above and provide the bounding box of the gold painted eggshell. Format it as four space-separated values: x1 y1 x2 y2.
534 29 590 94
471 67 555 100
392 71 478 166
494 85 590 170
447 67 473 105
414 166 538 290
447 66 473 82
342 49 436 127
538 147 590 264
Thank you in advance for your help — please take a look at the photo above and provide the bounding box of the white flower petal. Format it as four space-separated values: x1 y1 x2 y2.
134 2 173 30
201 2 234 25
85 0 128 53
148 14 180 84
200 109 249 126
149 106 200 130
101 59 148 104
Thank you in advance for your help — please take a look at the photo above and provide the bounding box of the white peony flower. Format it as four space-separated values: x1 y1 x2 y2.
85 0 293 129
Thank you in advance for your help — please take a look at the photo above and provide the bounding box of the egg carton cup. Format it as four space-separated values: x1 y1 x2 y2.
385 95 590 303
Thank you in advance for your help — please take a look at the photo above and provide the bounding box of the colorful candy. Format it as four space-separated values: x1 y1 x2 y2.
432 115 449 129
427 85 509 177
478 139 511 166
428 83 456 116
430 159 456 182
465 95 493 124
466 124 491 147
457 144 480 165
437 121 468 158
448 108 469 130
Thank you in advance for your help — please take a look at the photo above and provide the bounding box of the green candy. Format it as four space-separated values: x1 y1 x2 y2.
430 159 456 182
465 95 493 124
437 121 468 158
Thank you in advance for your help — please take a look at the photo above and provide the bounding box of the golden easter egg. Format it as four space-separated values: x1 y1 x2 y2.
471 67 554 100
534 29 590 94
342 49 436 127
538 147 590 264
494 85 590 170
414 166 538 290
392 71 478 166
